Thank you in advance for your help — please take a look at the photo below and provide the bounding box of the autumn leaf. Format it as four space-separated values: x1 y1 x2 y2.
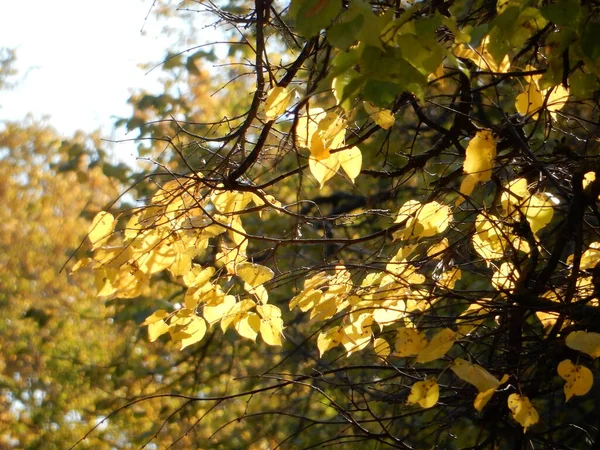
557 359 593 402
416 328 456 364
507 394 539 432
363 102 395 129
407 379 439 409
88 211 115 250
565 331 600 358
264 86 293 119
458 130 497 204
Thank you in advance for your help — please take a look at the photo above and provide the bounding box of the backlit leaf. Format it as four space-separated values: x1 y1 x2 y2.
565 331 600 358
337 147 362 182
394 328 428 357
363 102 395 129
148 320 169 342
507 394 539 432
88 211 115 250
373 337 391 358
416 328 456 363
407 379 439 409
264 86 292 119
557 359 593 402
236 262 274 288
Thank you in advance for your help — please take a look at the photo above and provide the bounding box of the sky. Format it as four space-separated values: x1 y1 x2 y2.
0 0 184 163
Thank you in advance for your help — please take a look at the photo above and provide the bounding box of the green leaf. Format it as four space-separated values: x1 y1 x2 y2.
328 15 364 50
293 0 342 37
541 0 581 27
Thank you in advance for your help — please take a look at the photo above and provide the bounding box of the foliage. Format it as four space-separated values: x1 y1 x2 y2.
77 0 600 448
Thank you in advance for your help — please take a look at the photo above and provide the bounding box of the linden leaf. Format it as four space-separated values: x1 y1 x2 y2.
547 84 569 118
296 107 326 149
309 153 341 188
203 295 236 326
565 331 600 358
427 237 449 258
88 211 115 250
398 201 451 240
458 129 496 204
337 147 362 182
257 304 284 346
179 315 207 350
523 194 555 235
363 102 395 129
236 262 274 288
473 378 508 412
416 328 456 363
451 359 509 411
234 312 261 341
373 337 391 358
142 309 169 326
516 82 544 117
148 319 169 342
394 328 428 357
583 172 596 190
407 379 439 409
309 112 346 160
557 359 593 402
507 394 539 432
463 130 497 182
264 86 293 119
318 326 343 357
492 262 519 292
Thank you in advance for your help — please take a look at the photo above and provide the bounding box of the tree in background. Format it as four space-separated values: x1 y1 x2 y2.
77 0 600 448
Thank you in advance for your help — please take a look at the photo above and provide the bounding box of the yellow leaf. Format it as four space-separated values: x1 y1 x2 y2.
453 35 510 73
397 201 451 240
547 84 569 118
458 130 496 204
309 153 341 188
491 262 519 292
523 194 555 235
234 312 261 341
507 394 539 432
516 82 544 117
220 299 255 331
463 130 497 182
407 379 439 409
203 295 236 326
565 331 600 359
395 200 421 223
148 319 169 342
337 147 362 182
88 211 115 250
183 265 215 288
557 359 593 402
264 86 292 119
318 326 343 357
363 102 395 129
456 302 486 337
236 262 274 288
451 359 509 411
394 328 428 357
142 309 169 326
583 172 596 190
179 315 207 350
373 337 391 358
427 238 449 258
416 328 456 363
296 107 326 149
257 304 284 346
437 267 461 290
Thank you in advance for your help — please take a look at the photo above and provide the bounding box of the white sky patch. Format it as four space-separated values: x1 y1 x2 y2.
0 0 182 164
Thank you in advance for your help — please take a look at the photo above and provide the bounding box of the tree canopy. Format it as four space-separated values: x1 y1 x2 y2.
3 0 600 448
